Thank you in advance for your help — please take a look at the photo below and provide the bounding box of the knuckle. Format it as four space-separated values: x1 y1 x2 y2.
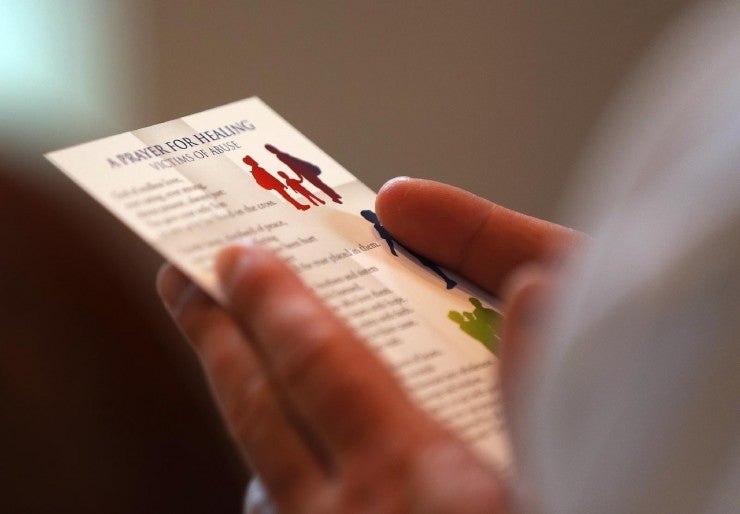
229 252 284 303
274 318 335 389
259 294 340 389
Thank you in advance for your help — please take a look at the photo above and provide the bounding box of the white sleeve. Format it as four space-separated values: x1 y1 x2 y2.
512 2 740 513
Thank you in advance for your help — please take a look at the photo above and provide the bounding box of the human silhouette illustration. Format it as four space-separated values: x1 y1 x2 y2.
265 144 343 204
361 209 457 289
277 171 325 206
360 209 398 256
448 297 502 354
242 155 309 211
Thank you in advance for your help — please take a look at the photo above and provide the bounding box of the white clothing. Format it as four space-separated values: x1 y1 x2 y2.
513 2 740 513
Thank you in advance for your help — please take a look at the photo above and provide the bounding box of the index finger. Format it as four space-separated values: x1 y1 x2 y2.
375 178 581 295
216 245 444 460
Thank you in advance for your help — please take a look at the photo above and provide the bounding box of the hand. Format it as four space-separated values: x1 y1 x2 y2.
373 178 582 410
157 178 580 513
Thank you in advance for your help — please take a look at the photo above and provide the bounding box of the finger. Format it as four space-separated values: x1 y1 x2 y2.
215 246 444 460
156 264 330 511
498 264 552 404
409 441 508 513
497 262 556 462
375 177 581 294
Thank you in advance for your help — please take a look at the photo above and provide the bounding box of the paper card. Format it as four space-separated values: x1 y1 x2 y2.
46 97 509 467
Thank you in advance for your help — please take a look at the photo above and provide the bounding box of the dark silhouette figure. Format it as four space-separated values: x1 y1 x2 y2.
277 171 325 206
360 209 457 289
242 155 309 211
448 297 502 354
360 209 398 256
265 144 342 204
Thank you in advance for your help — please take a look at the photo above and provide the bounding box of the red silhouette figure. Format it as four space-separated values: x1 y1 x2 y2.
242 155 309 211
265 144 342 204
277 171 325 206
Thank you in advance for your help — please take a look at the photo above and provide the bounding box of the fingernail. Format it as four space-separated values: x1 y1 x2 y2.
156 264 191 309
378 176 410 194
215 244 268 298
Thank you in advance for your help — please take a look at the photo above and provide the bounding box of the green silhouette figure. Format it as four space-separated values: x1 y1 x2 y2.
448 298 502 354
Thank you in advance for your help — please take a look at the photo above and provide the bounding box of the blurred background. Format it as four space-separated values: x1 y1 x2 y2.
1 1 687 512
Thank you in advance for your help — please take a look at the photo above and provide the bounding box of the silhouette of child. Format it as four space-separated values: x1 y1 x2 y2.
265 144 342 204
242 155 309 211
277 171 325 206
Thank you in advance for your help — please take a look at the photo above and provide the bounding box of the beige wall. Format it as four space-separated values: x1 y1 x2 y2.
3 1 688 220
138 1 687 221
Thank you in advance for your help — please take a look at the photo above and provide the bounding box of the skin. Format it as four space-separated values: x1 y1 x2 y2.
157 177 582 513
